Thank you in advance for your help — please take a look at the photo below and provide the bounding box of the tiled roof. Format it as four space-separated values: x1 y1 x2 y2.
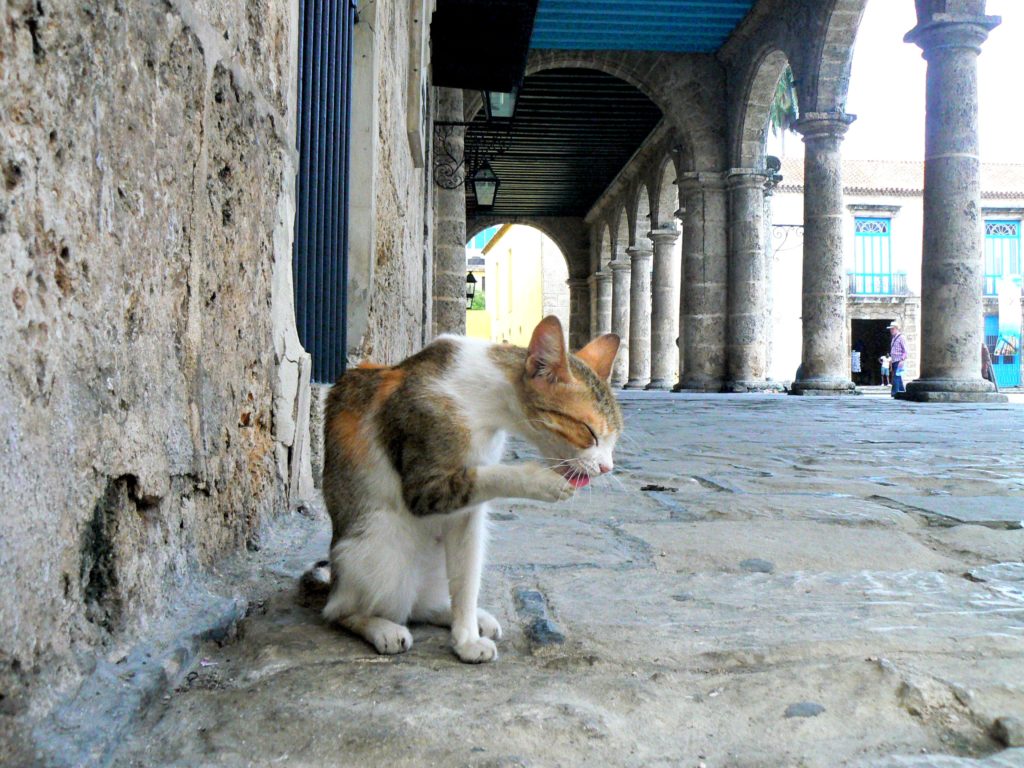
778 157 1024 198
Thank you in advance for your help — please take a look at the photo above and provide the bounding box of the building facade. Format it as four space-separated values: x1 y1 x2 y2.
770 158 1024 387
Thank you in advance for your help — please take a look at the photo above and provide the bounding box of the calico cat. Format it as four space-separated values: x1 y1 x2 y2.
316 315 622 663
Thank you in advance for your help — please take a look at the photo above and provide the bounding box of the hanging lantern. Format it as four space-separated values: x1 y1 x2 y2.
482 87 518 123
471 161 500 209
465 272 478 309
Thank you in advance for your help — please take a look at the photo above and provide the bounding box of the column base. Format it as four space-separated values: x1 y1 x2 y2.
673 378 725 393
623 378 651 390
645 378 674 391
725 379 785 394
897 378 1007 403
789 377 859 396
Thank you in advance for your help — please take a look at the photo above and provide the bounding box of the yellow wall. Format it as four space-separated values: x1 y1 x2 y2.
486 226 545 346
466 308 491 339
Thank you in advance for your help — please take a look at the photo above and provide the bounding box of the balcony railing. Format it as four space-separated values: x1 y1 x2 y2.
847 271 909 296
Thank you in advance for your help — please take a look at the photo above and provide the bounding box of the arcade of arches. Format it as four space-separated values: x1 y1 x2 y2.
451 0 1007 402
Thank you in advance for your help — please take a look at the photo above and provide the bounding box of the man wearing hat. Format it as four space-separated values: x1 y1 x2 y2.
887 320 907 395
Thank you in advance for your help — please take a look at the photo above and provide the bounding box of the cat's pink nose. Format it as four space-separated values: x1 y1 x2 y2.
599 463 613 474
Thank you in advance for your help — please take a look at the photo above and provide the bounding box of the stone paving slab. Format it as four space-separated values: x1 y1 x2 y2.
109 394 1024 768
884 496 1024 530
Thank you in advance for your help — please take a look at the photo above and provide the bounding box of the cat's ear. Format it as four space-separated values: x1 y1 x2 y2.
576 334 620 381
526 316 571 383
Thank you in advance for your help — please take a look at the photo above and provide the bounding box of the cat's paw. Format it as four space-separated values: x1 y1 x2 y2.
368 623 413 655
477 609 502 641
453 636 498 664
522 463 575 502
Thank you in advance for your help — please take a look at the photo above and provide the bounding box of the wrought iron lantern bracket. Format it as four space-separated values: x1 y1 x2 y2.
432 121 513 191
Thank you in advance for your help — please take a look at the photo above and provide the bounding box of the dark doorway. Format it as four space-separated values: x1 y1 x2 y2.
851 319 893 386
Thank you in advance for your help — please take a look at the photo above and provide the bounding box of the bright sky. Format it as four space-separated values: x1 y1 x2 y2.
773 0 1024 163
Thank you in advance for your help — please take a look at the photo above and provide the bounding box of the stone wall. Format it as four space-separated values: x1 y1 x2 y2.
0 0 306 717
354 0 433 364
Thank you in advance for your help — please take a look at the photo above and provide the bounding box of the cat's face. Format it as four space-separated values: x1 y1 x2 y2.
518 317 623 489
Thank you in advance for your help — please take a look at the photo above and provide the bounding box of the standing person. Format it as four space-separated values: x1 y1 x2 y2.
879 354 891 386
887 321 907 395
981 342 999 393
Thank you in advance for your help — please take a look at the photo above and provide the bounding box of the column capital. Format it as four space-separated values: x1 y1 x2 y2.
905 14 1000 55
566 277 589 289
625 246 653 267
648 228 680 245
794 112 856 142
676 171 727 192
608 259 631 273
592 269 612 284
726 168 770 190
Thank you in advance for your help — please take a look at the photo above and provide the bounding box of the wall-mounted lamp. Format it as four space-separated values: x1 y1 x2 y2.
465 272 478 309
432 88 519 198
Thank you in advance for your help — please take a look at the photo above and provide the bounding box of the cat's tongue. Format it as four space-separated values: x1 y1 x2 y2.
567 474 590 489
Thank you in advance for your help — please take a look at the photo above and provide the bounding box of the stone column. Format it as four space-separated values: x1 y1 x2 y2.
675 173 728 392
567 278 591 350
647 228 680 390
594 270 613 335
726 168 773 391
624 244 653 389
789 113 857 396
609 258 631 387
432 88 467 336
902 10 1004 402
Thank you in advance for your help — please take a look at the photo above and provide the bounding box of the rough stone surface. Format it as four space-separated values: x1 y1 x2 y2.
624 246 653 389
567 278 591 351
432 88 467 338
677 173 728 392
0 0 299 724
647 228 680 390
726 169 771 390
610 259 631 386
905 12 1001 399
791 113 858 396
101 393 1024 768
357 0 431 363
592 269 613 337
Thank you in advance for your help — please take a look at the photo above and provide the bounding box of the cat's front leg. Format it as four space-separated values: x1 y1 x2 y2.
472 463 574 504
443 505 497 663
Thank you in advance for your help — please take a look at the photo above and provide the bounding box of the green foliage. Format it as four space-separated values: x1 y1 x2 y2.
470 289 486 311
769 65 799 136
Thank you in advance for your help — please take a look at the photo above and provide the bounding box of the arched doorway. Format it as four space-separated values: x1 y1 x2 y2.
465 224 569 347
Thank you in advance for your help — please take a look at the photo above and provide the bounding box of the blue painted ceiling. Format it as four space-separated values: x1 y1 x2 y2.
530 0 755 53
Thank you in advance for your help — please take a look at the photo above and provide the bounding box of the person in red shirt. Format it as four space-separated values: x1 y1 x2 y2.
887 321 908 395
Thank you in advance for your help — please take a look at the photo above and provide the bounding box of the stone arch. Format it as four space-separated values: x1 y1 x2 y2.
734 48 792 168
522 50 724 171
799 0 869 113
650 154 679 230
632 183 652 249
467 216 583 277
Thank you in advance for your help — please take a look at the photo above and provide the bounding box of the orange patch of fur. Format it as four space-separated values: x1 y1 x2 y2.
372 367 406 408
329 410 369 465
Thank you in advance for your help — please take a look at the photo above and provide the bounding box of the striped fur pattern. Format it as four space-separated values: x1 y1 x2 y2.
318 316 621 663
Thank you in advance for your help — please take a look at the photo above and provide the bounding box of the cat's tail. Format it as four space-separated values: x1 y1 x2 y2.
298 559 332 598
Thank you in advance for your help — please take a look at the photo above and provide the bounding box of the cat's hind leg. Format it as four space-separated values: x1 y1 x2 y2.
323 511 418 655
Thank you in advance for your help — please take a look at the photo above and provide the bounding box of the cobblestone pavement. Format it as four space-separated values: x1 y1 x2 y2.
113 393 1024 768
